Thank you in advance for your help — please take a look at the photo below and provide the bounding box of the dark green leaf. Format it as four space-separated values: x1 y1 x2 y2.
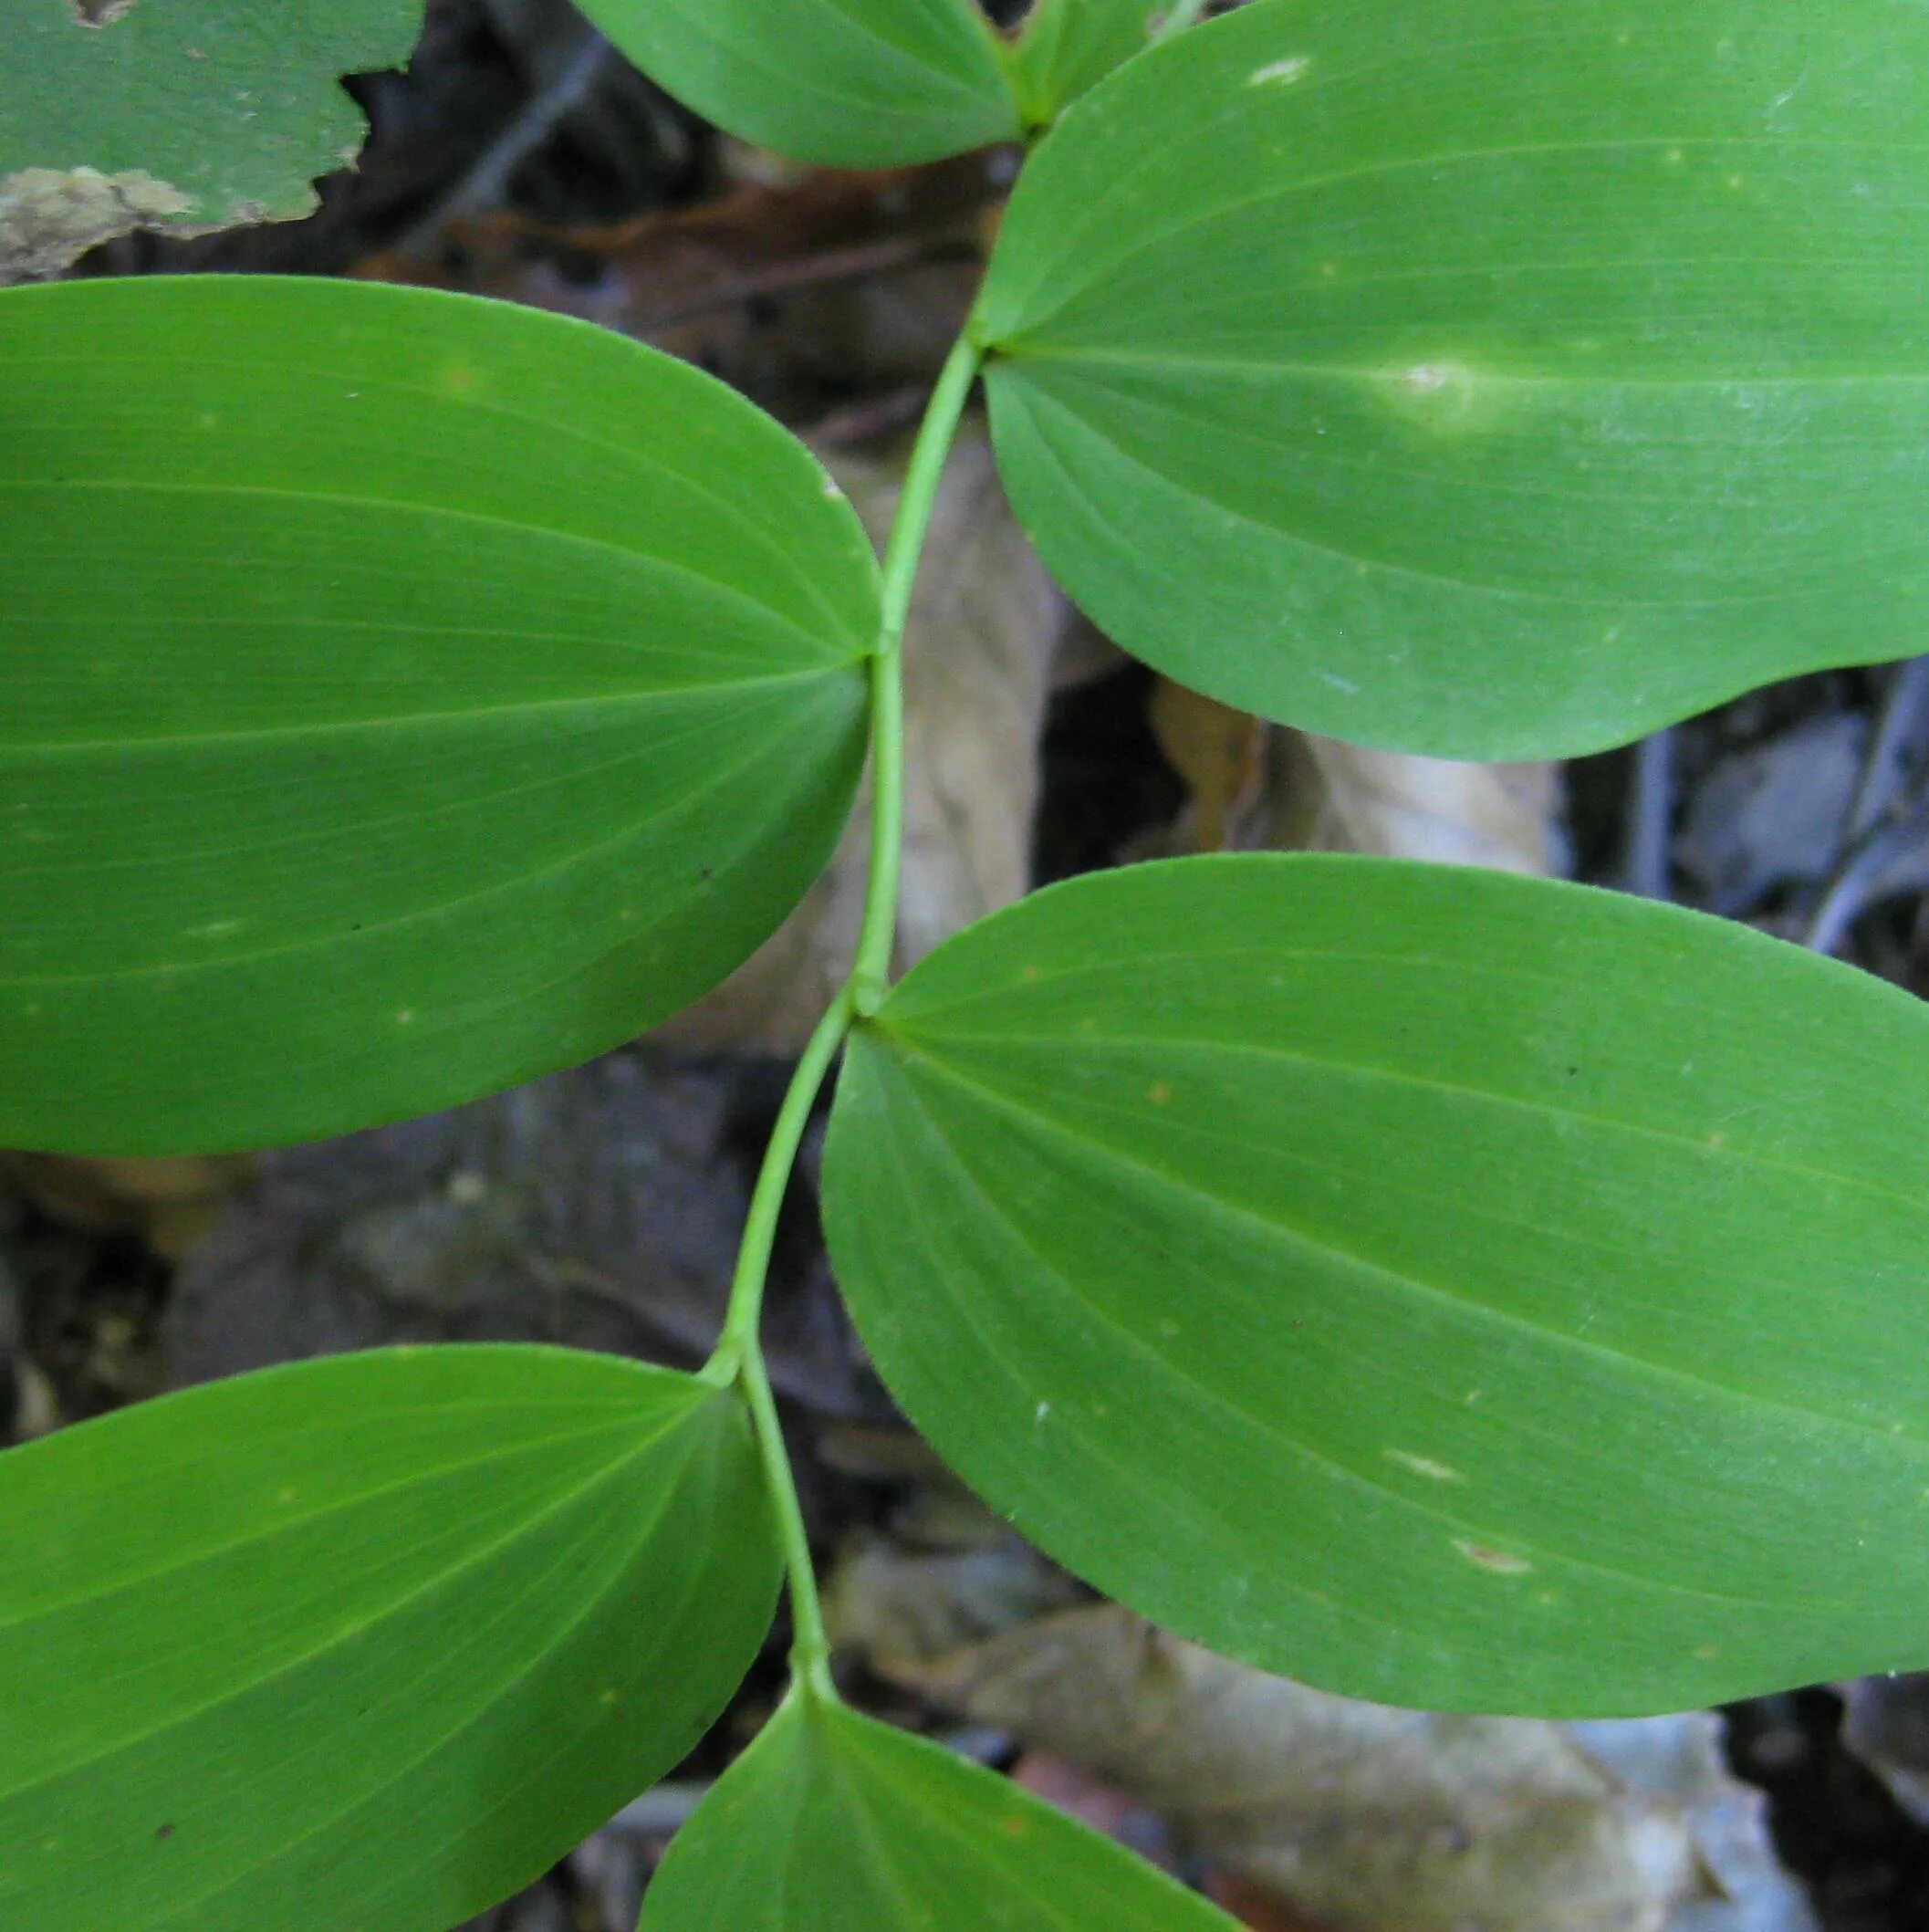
0 0 422 278
0 1345 778 1932
579 0 1019 166
0 275 873 1154
1006 0 1161 129
978 0 1929 757
823 855 1929 1715
642 1687 1234 1929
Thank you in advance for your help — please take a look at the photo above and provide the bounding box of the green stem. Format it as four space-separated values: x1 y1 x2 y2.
702 989 850 1688
1152 0 1212 40
849 329 984 1016
703 331 982 1697
710 988 854 1371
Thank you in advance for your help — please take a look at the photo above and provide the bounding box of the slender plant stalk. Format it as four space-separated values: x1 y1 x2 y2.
850 328 985 1012
1152 0 1213 42
704 328 984 1697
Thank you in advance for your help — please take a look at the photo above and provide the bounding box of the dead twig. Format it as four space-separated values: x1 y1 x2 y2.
1804 657 1929 953
1620 726 1675 900
398 26 610 252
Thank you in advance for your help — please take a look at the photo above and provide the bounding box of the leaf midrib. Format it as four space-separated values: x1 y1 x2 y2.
888 1039 1929 1461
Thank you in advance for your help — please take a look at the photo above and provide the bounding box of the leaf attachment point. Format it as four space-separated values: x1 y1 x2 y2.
642 1686 1235 1929
825 854 1929 1714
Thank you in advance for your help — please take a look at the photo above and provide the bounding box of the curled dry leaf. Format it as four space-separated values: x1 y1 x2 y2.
1273 731 1566 875
2 1152 252 1262
850 1592 1809 1932
1145 678 1563 874
663 427 1064 1050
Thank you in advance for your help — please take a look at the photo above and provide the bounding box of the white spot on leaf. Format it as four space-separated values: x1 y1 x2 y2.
1455 1540 1532 1575
1386 1449 1463 1483
1247 56 1312 87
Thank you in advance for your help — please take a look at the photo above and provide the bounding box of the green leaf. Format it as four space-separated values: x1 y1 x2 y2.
642 1687 1235 1929
0 275 874 1155
0 1344 779 1932
579 0 1019 167
822 855 1929 1716
1006 0 1161 129
977 0 1929 758
0 0 422 279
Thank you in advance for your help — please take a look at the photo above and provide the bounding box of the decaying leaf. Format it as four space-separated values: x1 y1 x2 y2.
1273 733 1565 874
162 1050 880 1418
3 1152 252 1261
0 165 189 281
0 0 424 280
827 1533 1087 1670
896 1605 1700 1932
831 1533 1811 1932
1142 678 1562 874
1149 682 1267 855
664 427 1063 1050
364 155 997 420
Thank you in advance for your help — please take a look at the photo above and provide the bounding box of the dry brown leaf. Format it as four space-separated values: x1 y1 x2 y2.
1140 678 1564 874
891 1604 1699 1932
360 156 995 419
4 1152 254 1261
1149 680 1267 853
662 426 1063 1050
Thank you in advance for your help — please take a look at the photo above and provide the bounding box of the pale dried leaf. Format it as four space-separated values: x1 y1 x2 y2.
663 426 1062 1050
898 1604 1696 1932
1264 731 1564 874
1138 677 1563 873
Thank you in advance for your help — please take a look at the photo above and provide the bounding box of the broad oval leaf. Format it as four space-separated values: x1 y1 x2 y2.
642 1687 1234 1929
977 0 1929 758
0 275 874 1154
0 1344 779 1932
1006 0 1162 130
823 855 1929 1715
0 0 422 279
579 0 1019 167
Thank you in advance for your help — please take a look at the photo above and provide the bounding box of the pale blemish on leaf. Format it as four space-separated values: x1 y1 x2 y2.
0 164 190 282
1455 1540 1532 1575
1247 55 1312 87
1382 358 1498 433
1386 1449 1464 1483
